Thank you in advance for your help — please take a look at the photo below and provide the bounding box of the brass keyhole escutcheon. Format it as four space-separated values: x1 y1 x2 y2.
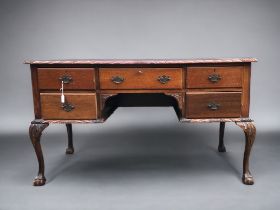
208 102 220 111
158 75 171 84
208 74 221 83
61 102 75 112
111 76 124 84
59 75 73 84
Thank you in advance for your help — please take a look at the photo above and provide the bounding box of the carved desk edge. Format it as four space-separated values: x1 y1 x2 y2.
24 58 257 65
31 118 253 124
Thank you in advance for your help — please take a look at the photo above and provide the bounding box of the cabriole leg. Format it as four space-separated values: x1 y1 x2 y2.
218 122 226 152
29 121 49 186
65 123 74 154
236 122 256 185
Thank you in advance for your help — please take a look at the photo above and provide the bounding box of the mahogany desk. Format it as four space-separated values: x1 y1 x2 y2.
25 58 257 186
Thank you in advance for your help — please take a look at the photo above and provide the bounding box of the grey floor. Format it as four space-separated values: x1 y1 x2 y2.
0 108 279 210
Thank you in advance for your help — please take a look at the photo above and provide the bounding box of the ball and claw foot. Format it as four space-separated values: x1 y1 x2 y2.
33 175 46 186
218 145 226 152
65 147 74 154
242 172 254 185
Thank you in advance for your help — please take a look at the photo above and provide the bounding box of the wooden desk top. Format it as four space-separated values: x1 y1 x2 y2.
25 58 257 65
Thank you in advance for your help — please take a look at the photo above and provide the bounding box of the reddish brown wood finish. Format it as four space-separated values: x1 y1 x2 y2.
26 58 257 186
29 121 49 186
37 68 95 90
40 93 97 120
99 68 183 89
30 66 41 118
236 122 256 185
241 63 251 117
186 92 242 118
187 66 243 88
25 58 257 65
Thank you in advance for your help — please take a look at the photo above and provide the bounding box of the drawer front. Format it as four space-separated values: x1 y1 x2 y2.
40 93 97 120
38 68 95 90
99 68 183 89
186 92 241 118
187 66 242 88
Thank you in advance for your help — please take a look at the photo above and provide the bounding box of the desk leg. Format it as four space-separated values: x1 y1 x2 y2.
29 122 49 186
218 122 226 152
65 123 74 154
236 122 256 185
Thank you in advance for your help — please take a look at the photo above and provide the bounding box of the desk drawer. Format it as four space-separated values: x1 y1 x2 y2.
40 93 97 120
38 68 95 90
186 92 241 118
99 68 183 89
187 66 242 88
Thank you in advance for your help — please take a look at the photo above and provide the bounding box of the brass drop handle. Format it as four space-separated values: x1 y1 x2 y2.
61 102 75 112
208 74 221 83
208 103 220 111
59 75 73 84
111 76 124 84
158 75 171 84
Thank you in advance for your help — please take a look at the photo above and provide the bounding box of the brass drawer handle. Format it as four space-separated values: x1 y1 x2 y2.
208 102 220 111
61 102 75 112
158 75 171 84
208 74 221 83
59 75 73 84
111 76 124 84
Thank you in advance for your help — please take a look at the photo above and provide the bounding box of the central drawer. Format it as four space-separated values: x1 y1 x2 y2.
40 92 97 120
99 68 183 89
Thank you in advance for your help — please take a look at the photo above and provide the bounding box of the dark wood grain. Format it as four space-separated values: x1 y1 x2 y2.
236 122 256 185
30 66 41 118
29 121 49 186
180 118 252 123
241 63 251 117
26 58 257 186
25 58 257 65
186 92 242 118
187 66 243 88
40 93 97 120
99 68 183 89
37 68 95 90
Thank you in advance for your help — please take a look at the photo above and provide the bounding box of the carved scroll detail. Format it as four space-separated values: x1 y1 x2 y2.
236 121 256 185
29 121 49 186
165 93 184 113
100 93 118 111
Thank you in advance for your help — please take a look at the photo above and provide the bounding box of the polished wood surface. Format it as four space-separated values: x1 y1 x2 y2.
26 58 257 186
29 121 49 186
25 58 257 65
241 63 251 117
40 93 97 120
186 66 242 88
186 92 241 118
236 122 256 185
99 68 183 89
38 68 95 90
